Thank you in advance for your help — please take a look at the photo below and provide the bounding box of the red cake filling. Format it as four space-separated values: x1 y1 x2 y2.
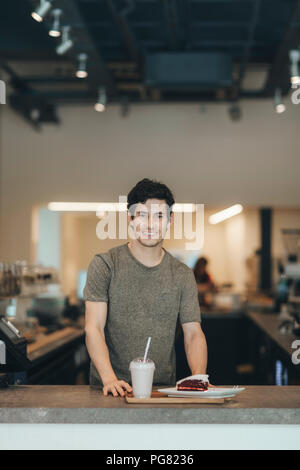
177 379 209 391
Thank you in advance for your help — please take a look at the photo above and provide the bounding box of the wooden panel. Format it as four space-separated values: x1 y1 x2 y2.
125 390 229 404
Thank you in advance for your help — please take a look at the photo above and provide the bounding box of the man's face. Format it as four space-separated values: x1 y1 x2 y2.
128 198 173 247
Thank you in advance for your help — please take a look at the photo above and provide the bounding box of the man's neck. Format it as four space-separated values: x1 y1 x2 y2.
128 240 165 267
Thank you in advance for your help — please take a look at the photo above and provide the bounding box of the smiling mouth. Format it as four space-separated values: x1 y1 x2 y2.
142 232 158 237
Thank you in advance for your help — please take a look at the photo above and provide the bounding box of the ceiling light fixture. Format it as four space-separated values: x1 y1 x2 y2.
274 88 286 114
209 204 243 224
289 49 300 86
94 87 106 112
56 26 73 55
31 0 52 22
49 8 62 37
76 53 88 78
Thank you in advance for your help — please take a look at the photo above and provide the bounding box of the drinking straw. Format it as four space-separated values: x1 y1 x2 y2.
143 337 151 362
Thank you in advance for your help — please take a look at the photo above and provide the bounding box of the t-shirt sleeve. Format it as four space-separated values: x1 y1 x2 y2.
179 268 201 324
83 254 111 302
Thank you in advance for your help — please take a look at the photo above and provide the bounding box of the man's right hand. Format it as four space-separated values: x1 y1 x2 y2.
103 379 132 397
85 302 133 398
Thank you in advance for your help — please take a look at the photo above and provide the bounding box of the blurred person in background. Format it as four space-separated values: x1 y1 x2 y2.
193 257 216 308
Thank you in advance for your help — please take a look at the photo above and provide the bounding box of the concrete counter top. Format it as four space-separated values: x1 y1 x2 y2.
0 385 300 424
246 310 298 358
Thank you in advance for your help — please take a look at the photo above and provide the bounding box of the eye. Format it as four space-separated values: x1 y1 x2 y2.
137 212 148 218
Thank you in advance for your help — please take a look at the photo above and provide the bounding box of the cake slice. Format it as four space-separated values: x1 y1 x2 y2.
177 378 209 391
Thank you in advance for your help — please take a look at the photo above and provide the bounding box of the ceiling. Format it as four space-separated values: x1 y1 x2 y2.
1 0 300 127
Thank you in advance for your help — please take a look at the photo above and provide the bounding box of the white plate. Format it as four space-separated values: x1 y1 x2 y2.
157 387 245 399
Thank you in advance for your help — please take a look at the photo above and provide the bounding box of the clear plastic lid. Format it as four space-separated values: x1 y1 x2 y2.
129 357 155 370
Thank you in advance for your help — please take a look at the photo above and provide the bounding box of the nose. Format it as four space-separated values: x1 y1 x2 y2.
147 213 156 230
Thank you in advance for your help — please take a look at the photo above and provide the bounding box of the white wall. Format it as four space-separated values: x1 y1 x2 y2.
0 96 300 262
37 207 61 269
0 105 2 254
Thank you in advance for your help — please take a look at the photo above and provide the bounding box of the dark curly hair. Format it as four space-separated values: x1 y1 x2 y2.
127 178 175 218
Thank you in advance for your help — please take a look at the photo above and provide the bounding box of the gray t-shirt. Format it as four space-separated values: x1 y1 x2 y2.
83 243 201 386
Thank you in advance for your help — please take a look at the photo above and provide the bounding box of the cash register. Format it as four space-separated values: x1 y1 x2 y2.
0 317 32 387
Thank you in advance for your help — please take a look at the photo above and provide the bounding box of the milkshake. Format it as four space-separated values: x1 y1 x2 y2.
129 357 155 398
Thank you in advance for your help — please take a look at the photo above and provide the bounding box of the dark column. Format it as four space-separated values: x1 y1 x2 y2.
259 208 272 291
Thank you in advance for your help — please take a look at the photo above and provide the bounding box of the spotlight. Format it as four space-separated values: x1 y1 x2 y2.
274 88 286 114
30 108 41 122
56 26 73 55
31 0 52 22
76 53 88 78
120 95 130 117
49 9 62 37
94 87 106 112
228 103 242 121
289 49 300 86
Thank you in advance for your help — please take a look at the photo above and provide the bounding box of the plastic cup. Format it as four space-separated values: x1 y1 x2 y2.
129 357 155 398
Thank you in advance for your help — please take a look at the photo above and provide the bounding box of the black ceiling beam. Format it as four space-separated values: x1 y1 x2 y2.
0 62 31 93
162 0 180 50
235 0 261 96
188 0 256 2
191 21 252 28
104 0 141 66
0 61 60 129
15 87 266 105
9 93 60 131
188 40 271 48
21 76 80 84
79 0 256 2
28 0 116 96
59 19 247 31
264 1 300 96
88 39 273 48
54 20 160 29
0 48 63 61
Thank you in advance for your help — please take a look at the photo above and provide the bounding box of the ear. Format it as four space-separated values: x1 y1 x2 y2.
128 213 137 229
169 211 174 226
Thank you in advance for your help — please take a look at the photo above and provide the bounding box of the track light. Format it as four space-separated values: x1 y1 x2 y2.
31 0 52 22
30 108 41 122
120 95 130 117
76 53 88 78
49 9 62 37
94 87 106 112
56 26 73 55
289 49 300 86
228 103 242 121
274 88 286 114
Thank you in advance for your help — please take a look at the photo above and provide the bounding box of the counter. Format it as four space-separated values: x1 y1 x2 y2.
27 326 84 362
23 324 87 385
0 385 299 424
246 310 298 357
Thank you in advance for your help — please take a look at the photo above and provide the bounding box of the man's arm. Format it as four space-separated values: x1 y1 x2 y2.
181 322 208 376
85 301 132 396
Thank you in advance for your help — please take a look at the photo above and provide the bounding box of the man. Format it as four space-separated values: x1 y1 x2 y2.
84 178 208 397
